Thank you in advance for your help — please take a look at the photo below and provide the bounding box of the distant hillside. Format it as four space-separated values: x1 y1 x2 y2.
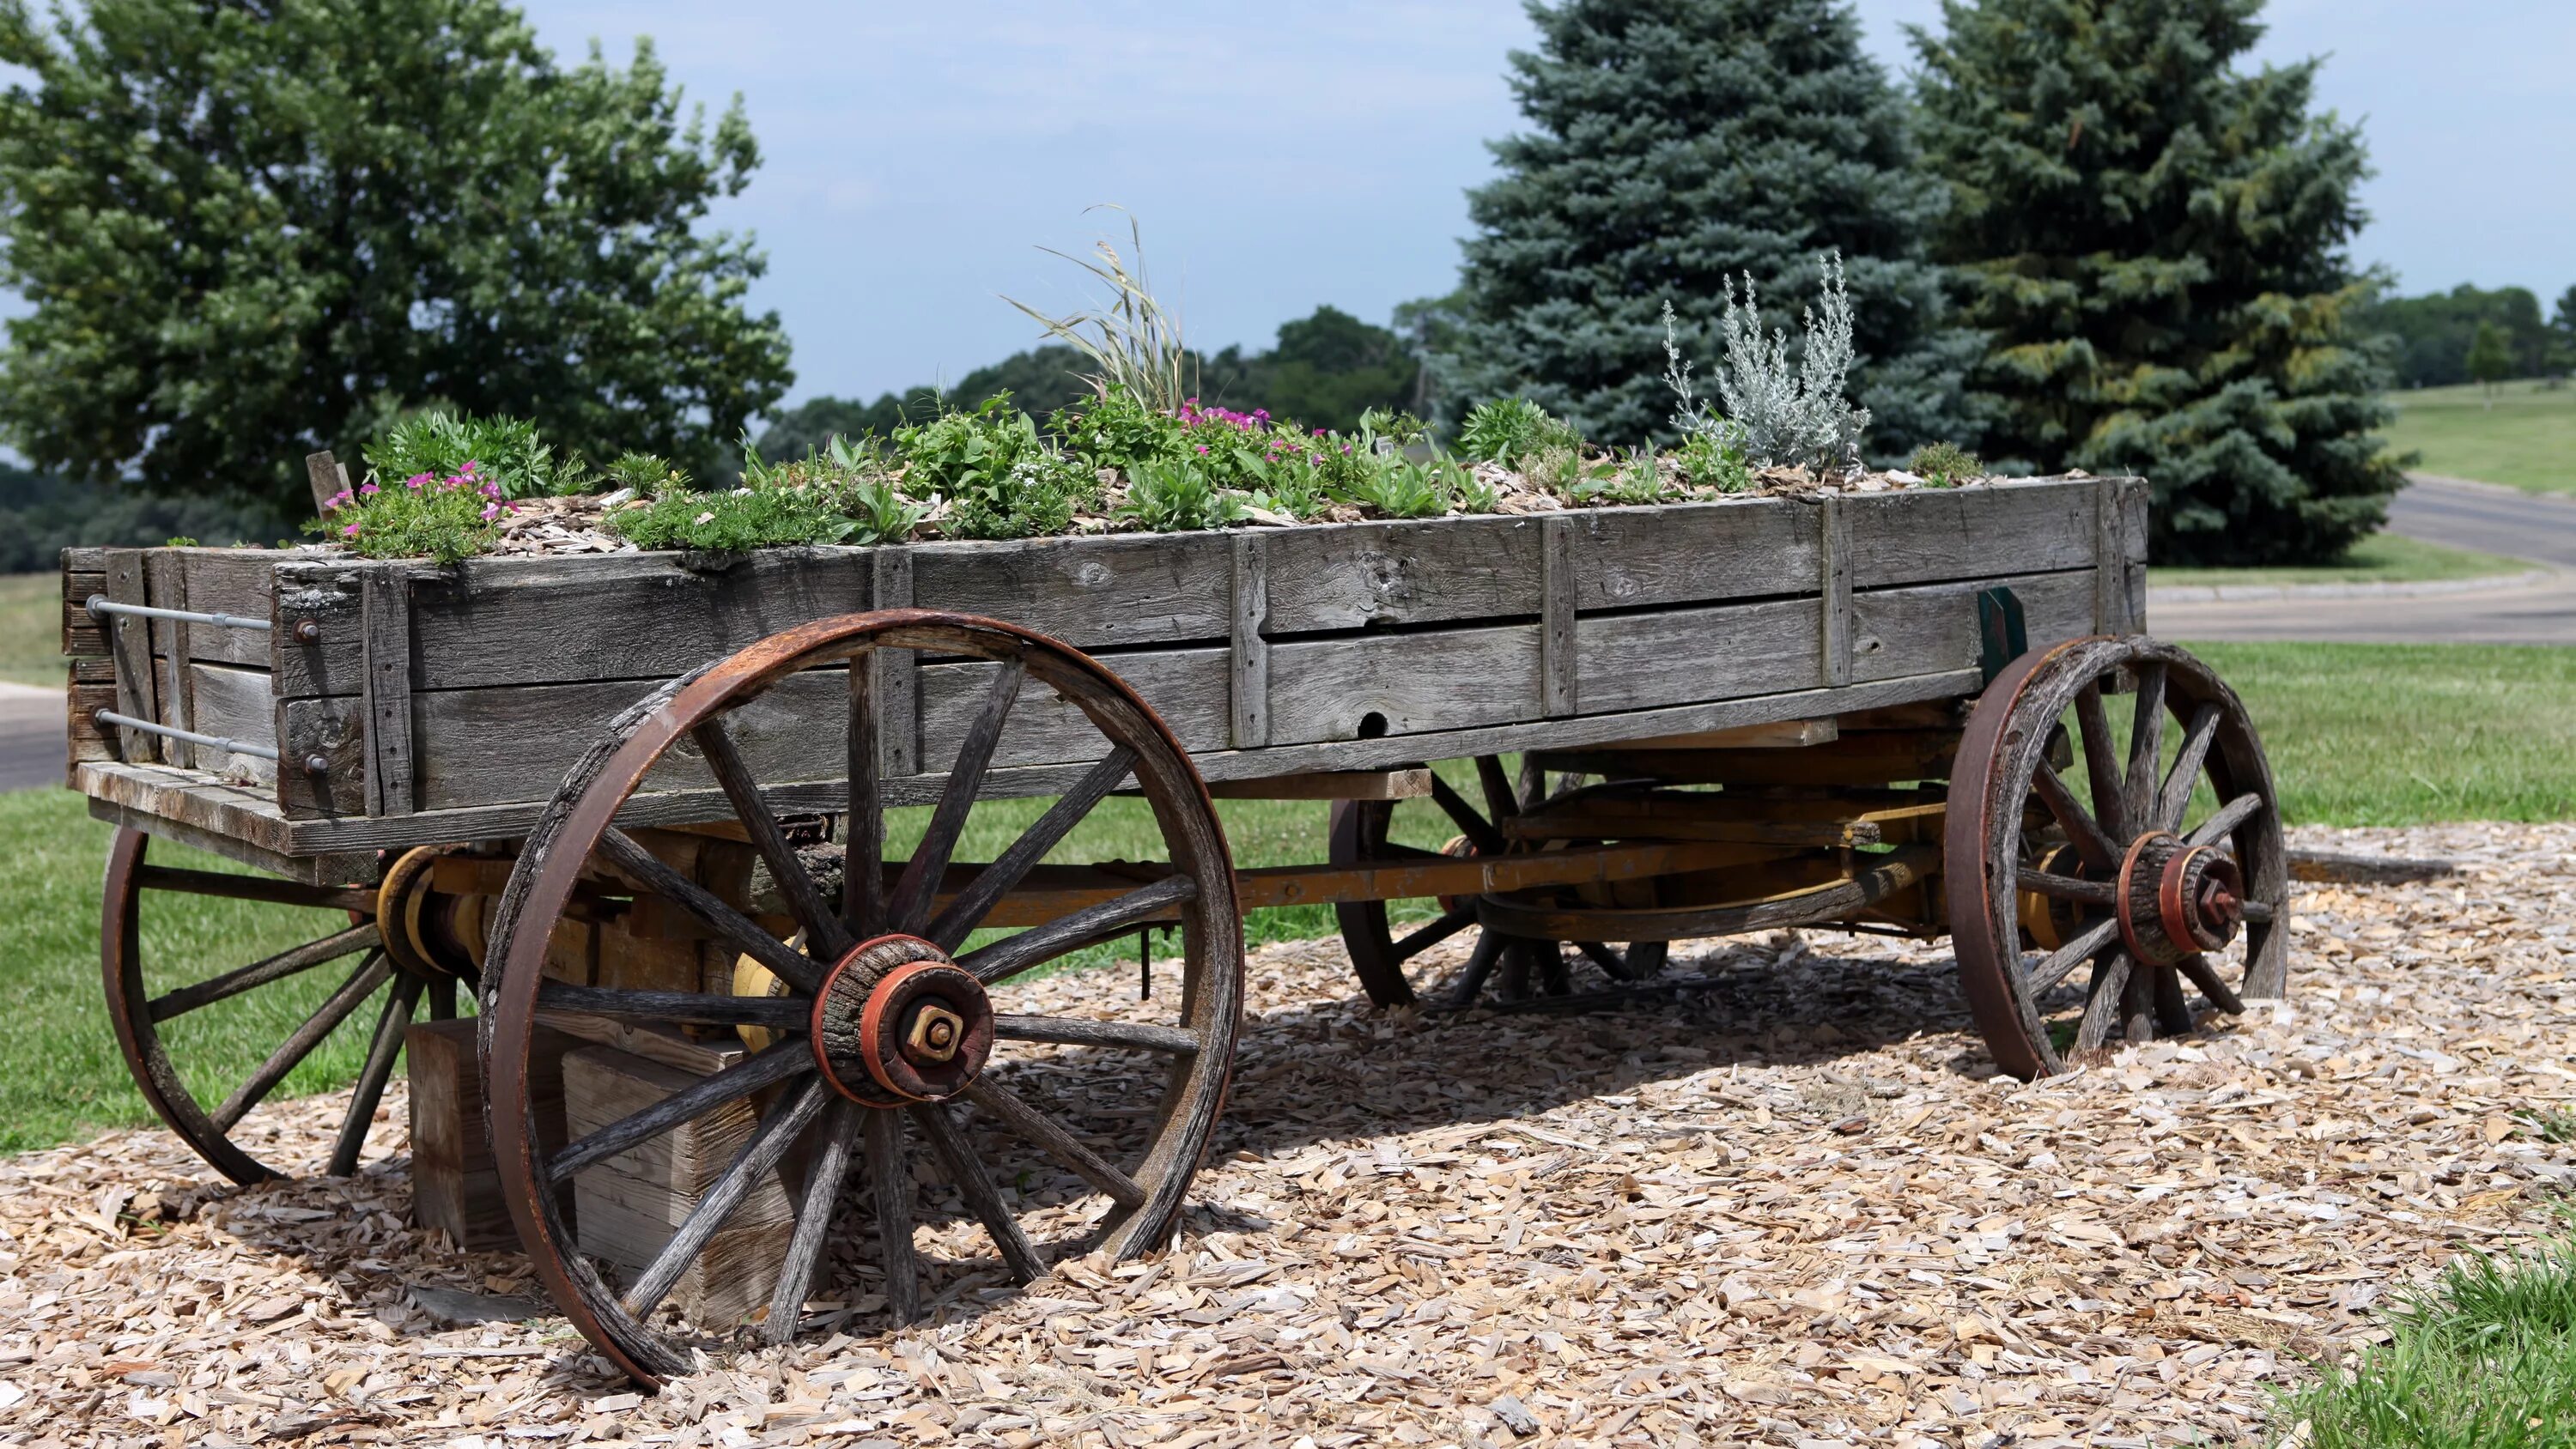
0 466 295 573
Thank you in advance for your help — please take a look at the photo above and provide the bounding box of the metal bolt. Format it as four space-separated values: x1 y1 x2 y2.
2196 876 2242 932
904 1002 966 1064
304 754 331 773
292 617 321 644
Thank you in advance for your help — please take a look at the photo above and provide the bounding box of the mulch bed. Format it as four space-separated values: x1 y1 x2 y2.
4 822 2569 1448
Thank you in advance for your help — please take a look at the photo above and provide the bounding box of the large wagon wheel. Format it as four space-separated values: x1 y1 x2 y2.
1946 637 2287 1078
102 831 462 1184
1326 757 1664 1008
482 610 1242 1385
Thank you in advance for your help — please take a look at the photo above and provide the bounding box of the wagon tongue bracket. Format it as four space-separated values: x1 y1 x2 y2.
809 935 995 1106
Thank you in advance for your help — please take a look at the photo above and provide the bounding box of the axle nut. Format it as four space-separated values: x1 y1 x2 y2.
906 1002 966 1064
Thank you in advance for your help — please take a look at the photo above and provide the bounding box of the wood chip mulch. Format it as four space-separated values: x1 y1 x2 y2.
5 822 2571 1448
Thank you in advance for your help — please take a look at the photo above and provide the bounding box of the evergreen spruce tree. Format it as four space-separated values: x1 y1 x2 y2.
1914 0 2403 564
1440 0 1980 458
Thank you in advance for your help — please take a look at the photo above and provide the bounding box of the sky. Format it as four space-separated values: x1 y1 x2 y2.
11 2 2573 414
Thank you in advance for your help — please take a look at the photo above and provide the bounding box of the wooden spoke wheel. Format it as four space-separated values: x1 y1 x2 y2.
482 610 1243 1385
1945 637 2287 1078
101 831 465 1185
1326 757 1667 1009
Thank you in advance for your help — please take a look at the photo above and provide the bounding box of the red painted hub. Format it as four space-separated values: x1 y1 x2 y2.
809 934 994 1104
2116 832 2245 966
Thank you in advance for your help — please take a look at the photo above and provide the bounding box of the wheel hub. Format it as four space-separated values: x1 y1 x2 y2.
2115 831 2244 965
809 935 993 1104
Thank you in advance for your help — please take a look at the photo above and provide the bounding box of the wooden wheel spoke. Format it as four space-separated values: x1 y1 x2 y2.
763 1098 865 1345
2031 765 2121 871
622 1076 831 1319
912 1102 1044 1284
2025 918 2118 996
2158 704 2223 831
963 1077 1146 1210
846 648 888 942
135 864 377 913
960 876 1198 985
2073 951 2132 1055
993 1014 1200 1056
889 658 1026 935
696 716 853 961
2020 870 2116 906
149 921 380 1022
329 972 423 1177
549 1043 811 1185
866 1106 920 1325
926 744 1138 953
2122 663 2167 834
213 951 393 1132
599 828 821 994
2240 900 2275 925
1390 904 1478 962
2118 950 2157 1043
1446 929 1508 1008
537 980 808 1031
2177 954 2247 1014
428 976 459 1022
1474 755 1520 831
2151 961 2195 1035
1427 776 1505 854
2074 683 2126 841
2186 792 2264 848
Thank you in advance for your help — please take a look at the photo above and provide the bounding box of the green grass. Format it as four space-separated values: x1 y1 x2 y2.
2384 379 2576 495
0 573 65 688
2150 532 2536 589
2276 1230 2576 1446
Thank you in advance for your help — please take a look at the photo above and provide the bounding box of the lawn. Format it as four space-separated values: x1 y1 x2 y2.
0 572 66 688
6 640 2573 1155
2384 378 2576 495
2149 531 2533 590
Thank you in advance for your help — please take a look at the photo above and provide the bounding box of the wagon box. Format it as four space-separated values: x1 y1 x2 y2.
64 474 2145 871
64 470 2295 1386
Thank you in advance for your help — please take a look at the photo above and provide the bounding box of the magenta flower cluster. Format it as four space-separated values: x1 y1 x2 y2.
1173 398 1334 468
322 458 515 540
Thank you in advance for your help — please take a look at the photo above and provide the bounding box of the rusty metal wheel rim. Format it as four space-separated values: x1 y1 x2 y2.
480 609 1243 1385
1944 637 2287 1078
100 829 435 1183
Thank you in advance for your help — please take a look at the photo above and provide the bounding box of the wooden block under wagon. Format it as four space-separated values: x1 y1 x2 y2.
562 1044 795 1327
404 1016 577 1251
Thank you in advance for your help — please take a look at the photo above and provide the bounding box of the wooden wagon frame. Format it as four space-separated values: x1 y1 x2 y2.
62 472 2291 1383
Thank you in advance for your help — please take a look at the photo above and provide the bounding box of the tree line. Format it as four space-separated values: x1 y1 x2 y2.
0 0 2527 566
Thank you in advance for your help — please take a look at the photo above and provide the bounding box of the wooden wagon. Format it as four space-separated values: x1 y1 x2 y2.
59 472 2288 1383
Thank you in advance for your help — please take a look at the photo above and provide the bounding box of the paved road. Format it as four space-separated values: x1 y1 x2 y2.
0 683 64 793
2152 474 2576 644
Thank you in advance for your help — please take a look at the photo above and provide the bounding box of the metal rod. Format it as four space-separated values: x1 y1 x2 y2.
94 711 283 762
86 595 272 633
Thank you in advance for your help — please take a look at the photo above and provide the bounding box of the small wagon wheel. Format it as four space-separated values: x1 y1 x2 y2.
481 609 1242 1385
102 831 462 1184
1326 758 1664 1009
1945 636 2287 1078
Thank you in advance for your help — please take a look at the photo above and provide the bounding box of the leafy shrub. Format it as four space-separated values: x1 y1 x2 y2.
1456 397 1580 466
1121 459 1245 531
1054 385 1187 474
1674 427 1753 494
610 432 923 550
896 396 1097 541
603 452 689 495
1909 441 1983 488
1664 253 1872 471
1346 457 1457 518
367 410 590 500
1573 448 1676 506
308 465 510 562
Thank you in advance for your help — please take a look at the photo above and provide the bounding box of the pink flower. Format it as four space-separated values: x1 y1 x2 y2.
405 473 430 490
479 481 501 499
341 523 361 537
1311 454 1324 464
480 502 501 521
1194 444 1208 455
358 482 380 496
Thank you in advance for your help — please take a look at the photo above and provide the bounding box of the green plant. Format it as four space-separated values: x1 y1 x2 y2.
307 465 507 563
1005 209 1194 413
1120 459 1244 532
603 451 689 495
367 410 591 500
1575 448 1675 506
1522 444 1597 499
1227 448 1334 521
1053 385 1188 474
1346 458 1452 518
1674 426 1752 494
163 536 197 548
1663 258 1870 472
1909 441 1982 488
896 395 1093 542
1456 397 1577 466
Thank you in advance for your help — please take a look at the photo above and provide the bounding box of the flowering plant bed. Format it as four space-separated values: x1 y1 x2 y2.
61 473 2143 868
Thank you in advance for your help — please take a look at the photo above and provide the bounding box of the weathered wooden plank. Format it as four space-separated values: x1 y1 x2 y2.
1819 494 1853 688
67 672 118 773
870 549 918 777
1269 622 1540 744
915 650 1230 774
304 452 346 515
911 530 1231 646
76 762 374 882
407 1017 574 1250
361 571 417 815
61 559 106 658
101 550 159 762
1598 718 1837 750
146 552 195 769
1540 514 1577 717
1575 597 1819 715
1561 498 1818 610
136 552 279 670
1840 478 2104 587
1850 568 2099 683
186 662 280 785
1261 513 1544 633
1230 533 1269 748
1202 767 1431 801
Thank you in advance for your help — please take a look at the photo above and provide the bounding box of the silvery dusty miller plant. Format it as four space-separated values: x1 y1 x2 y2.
1666 252 1871 472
